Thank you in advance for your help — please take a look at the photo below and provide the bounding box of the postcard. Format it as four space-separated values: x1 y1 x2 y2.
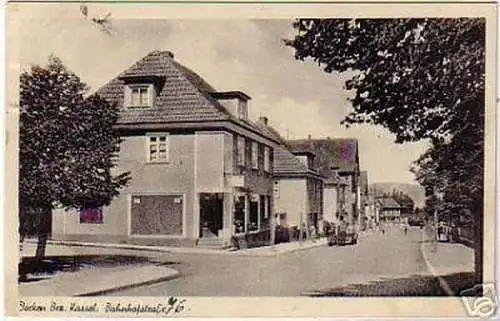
4 1 498 318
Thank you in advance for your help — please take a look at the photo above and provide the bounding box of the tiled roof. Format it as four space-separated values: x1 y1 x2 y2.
97 51 229 124
273 145 310 175
378 197 401 208
252 119 320 177
96 50 276 142
321 168 340 185
253 120 285 144
286 138 359 173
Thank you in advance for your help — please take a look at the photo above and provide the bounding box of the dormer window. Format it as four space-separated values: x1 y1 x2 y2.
209 91 251 121
124 84 155 108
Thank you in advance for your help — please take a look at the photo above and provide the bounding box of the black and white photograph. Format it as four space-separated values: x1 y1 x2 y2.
5 2 498 318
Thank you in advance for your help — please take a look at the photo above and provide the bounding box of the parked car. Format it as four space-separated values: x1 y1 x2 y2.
328 224 358 246
408 217 425 227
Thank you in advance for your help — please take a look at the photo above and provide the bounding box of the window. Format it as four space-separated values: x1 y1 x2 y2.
125 84 154 108
237 136 246 166
80 206 103 224
264 146 270 172
238 100 248 120
251 141 258 169
148 134 168 162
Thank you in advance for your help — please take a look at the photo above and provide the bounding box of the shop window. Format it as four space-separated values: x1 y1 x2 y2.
234 195 246 233
249 195 259 231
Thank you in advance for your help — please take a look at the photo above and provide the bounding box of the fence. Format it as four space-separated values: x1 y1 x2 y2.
457 226 475 247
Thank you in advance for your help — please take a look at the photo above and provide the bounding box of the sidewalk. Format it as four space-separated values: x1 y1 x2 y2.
19 242 180 297
420 228 475 295
23 237 329 257
19 264 180 297
19 237 328 296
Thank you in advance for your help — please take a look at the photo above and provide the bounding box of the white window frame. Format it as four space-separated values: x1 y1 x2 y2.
146 133 169 163
264 146 270 172
237 136 246 166
124 84 155 108
251 141 259 169
238 100 248 120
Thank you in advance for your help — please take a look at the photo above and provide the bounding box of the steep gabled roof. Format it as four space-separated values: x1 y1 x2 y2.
378 197 401 209
252 119 287 145
97 50 229 124
96 50 277 143
286 138 359 173
273 145 309 174
252 119 321 178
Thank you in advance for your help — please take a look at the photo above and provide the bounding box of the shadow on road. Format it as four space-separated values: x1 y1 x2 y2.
302 272 475 297
19 255 180 283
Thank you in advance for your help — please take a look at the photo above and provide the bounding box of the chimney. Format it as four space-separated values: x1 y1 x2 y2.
259 116 268 125
163 51 174 59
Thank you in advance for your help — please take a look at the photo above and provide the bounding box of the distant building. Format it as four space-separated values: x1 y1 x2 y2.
286 138 361 226
376 197 402 222
254 119 325 235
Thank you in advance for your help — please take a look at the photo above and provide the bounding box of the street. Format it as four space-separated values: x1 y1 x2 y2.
108 226 460 297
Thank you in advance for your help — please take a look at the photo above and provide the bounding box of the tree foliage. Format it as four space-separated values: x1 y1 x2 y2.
286 18 485 212
19 55 130 217
285 18 485 143
286 19 485 285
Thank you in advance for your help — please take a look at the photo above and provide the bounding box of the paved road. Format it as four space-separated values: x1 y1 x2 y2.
109 225 447 296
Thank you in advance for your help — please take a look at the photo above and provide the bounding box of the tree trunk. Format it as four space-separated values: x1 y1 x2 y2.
35 233 48 259
34 206 52 260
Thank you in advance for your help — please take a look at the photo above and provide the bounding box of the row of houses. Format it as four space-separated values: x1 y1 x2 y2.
51 50 375 248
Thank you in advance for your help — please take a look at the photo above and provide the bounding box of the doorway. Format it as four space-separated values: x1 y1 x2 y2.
199 193 223 238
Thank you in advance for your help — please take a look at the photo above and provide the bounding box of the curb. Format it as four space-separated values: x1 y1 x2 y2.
76 269 181 297
237 239 327 257
419 230 454 296
25 239 327 257
24 239 231 255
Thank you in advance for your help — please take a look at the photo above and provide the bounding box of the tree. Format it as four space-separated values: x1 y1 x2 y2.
286 18 485 289
19 56 130 258
285 18 484 143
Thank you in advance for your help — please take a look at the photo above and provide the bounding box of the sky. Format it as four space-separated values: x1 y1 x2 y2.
13 8 430 185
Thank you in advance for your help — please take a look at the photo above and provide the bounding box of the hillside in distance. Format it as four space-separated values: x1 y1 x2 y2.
369 182 426 208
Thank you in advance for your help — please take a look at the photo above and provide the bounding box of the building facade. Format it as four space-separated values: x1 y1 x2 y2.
376 197 402 223
254 118 325 236
287 138 361 226
52 50 279 247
